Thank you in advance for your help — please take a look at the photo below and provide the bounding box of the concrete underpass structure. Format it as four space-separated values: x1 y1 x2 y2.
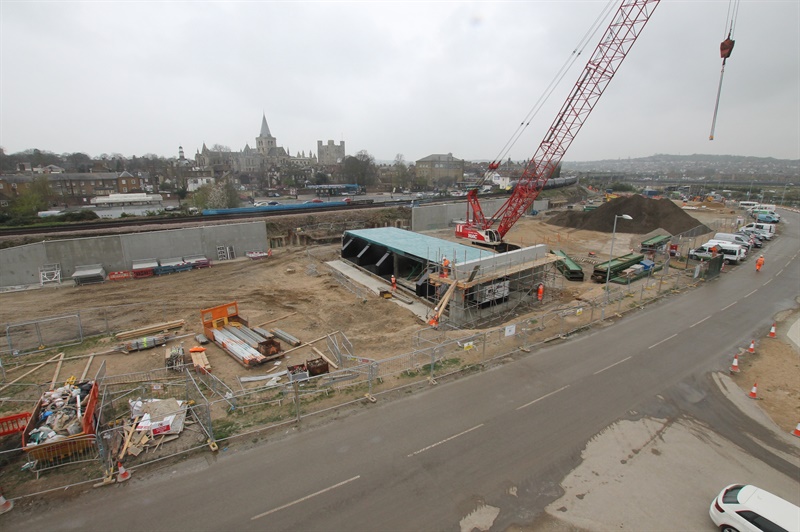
342 227 559 327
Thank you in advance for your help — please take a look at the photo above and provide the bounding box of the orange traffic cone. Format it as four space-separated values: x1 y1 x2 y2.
0 488 12 515
730 354 740 373
792 423 800 438
116 461 131 483
748 340 755 354
748 382 758 399
768 323 776 338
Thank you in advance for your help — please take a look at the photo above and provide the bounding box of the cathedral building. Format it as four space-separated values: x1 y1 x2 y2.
195 114 324 176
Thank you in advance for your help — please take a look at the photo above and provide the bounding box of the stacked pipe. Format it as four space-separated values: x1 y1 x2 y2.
272 328 301 347
213 329 266 366
225 326 263 348
252 327 274 339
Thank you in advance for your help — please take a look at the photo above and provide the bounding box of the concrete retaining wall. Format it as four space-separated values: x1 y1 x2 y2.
453 244 548 279
411 198 548 232
0 222 268 288
0 243 49 288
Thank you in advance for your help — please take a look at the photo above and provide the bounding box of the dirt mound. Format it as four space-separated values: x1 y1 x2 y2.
547 195 710 234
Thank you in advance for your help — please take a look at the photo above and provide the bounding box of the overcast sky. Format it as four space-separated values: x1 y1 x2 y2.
2 1 798 164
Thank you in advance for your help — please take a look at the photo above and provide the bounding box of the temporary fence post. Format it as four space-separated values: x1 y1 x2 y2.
369 363 375 395
293 380 301 423
482 331 487 361
35 322 43 350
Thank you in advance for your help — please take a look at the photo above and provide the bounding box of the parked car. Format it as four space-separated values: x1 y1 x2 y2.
739 227 772 241
756 213 780 224
267 201 281 206
303 198 324 204
709 484 800 532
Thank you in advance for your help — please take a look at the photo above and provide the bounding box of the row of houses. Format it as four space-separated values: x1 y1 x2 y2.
0 171 152 208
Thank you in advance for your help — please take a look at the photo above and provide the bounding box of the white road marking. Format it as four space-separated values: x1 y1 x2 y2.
407 424 484 457
648 333 677 349
776 268 783 276
516 385 570 411
743 289 757 298
763 279 772 285
721 302 737 311
251 475 361 520
593 356 632 375
690 316 711 328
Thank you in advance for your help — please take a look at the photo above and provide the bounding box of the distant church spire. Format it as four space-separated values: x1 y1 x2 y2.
260 113 272 137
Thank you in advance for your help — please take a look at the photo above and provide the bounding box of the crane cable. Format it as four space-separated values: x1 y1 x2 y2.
709 0 740 140
482 0 617 182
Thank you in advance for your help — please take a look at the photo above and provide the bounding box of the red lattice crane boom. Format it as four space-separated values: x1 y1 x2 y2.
456 0 660 245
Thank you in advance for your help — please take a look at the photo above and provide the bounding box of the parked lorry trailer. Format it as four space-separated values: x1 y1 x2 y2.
591 253 645 283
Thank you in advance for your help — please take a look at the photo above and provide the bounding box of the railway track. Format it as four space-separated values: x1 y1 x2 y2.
0 201 412 238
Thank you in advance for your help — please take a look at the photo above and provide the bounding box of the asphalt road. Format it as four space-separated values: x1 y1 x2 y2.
6 211 799 531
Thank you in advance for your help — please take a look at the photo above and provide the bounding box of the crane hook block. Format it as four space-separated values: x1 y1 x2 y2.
720 38 735 59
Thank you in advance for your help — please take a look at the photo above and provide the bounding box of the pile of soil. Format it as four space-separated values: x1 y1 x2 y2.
547 195 710 235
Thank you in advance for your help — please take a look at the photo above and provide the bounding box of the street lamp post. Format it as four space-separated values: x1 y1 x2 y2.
781 183 794 206
605 214 633 304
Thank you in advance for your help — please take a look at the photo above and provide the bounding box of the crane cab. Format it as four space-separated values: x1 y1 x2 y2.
455 224 502 245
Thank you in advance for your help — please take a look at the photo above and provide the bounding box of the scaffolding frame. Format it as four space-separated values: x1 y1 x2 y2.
38 263 62 286
426 253 563 329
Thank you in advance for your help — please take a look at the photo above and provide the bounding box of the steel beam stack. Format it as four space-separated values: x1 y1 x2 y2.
212 328 266 367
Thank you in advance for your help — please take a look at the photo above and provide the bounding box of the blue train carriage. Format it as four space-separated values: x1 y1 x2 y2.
202 201 348 216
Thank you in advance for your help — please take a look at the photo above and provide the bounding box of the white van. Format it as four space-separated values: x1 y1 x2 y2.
750 208 781 221
738 200 758 209
705 240 748 264
713 232 753 251
688 243 719 261
742 221 776 235
689 242 746 264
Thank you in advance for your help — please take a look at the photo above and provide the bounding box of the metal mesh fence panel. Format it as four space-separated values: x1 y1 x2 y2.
5 314 83 356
